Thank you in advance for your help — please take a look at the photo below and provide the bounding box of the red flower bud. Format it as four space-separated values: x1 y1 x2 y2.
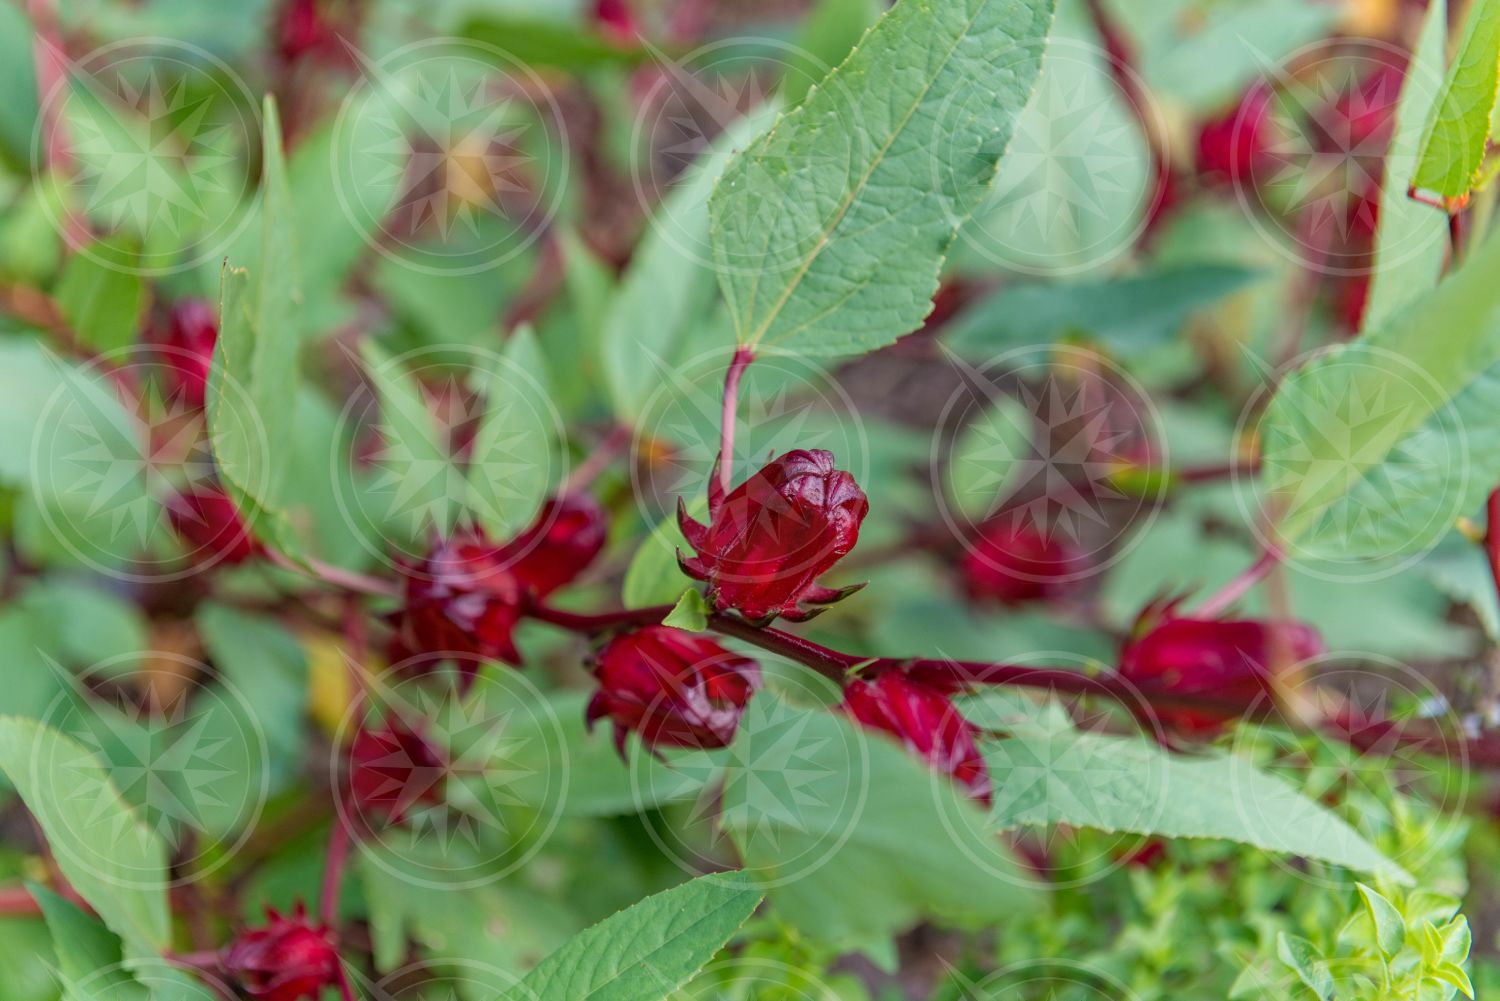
392 533 526 675
166 484 259 565
504 493 609 598
586 626 759 755
1196 85 1276 186
222 903 340 1001
390 495 606 680
155 299 218 409
346 717 446 824
841 672 991 804
1118 603 1324 734
960 517 1088 605
276 0 338 63
678 449 869 623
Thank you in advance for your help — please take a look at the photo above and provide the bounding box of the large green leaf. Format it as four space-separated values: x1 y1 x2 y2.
0 717 171 960
208 96 303 556
503 871 763 1001
1411 0 1500 205
708 0 1055 356
1259 225 1500 546
1364 0 1450 330
986 727 1409 883
723 696 1039 947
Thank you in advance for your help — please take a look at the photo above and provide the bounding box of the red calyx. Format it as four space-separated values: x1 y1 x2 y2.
960 517 1089 605
155 299 218 410
347 716 446 824
390 494 608 681
678 449 869 623
166 484 260 566
586 625 760 756
1117 600 1324 735
1195 84 1276 187
222 903 340 1001
593 0 638 42
841 672 992 805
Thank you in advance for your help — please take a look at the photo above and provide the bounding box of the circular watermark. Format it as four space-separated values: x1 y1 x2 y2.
933 344 1165 583
331 343 566 572
67 958 235 1000
28 344 269 583
1228 651 1470 889
35 650 269 889
1231 39 1450 276
627 668 870 890
953 36 1160 276
330 37 568 275
334 658 570 890
674 956 841 1000
627 36 834 271
356 956 532 1001
942 653 1171 891
33 37 260 275
1233 343 1468 581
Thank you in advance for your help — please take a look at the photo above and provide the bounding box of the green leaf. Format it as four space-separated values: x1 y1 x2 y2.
1364 0 1450 329
724 696 1038 947
603 105 777 422
708 0 1055 356
1260 224 1500 547
208 96 302 556
663 588 710 631
1277 932 1335 998
503 871 763 1001
986 728 1410 883
468 325 556 538
0 717 170 959
1357 883 1407 957
53 241 145 353
1412 0 1500 205
946 265 1262 356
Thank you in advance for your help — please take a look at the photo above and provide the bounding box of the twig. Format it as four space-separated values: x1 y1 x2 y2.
718 347 755 496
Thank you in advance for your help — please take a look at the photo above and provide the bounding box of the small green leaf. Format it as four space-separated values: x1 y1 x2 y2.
663 588 709 631
1357 882 1407 957
1277 932 1334 998
359 340 457 542
504 871 763 1001
782 0 884 107
53 240 145 353
208 96 303 557
468 325 557 538
709 0 1055 356
1412 0 1500 205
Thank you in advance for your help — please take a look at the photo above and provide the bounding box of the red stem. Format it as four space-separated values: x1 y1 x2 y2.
718 347 755 496
563 424 633 494
319 816 351 926
1485 489 1500 600
1193 547 1281 619
266 548 397 599
0 884 40 916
